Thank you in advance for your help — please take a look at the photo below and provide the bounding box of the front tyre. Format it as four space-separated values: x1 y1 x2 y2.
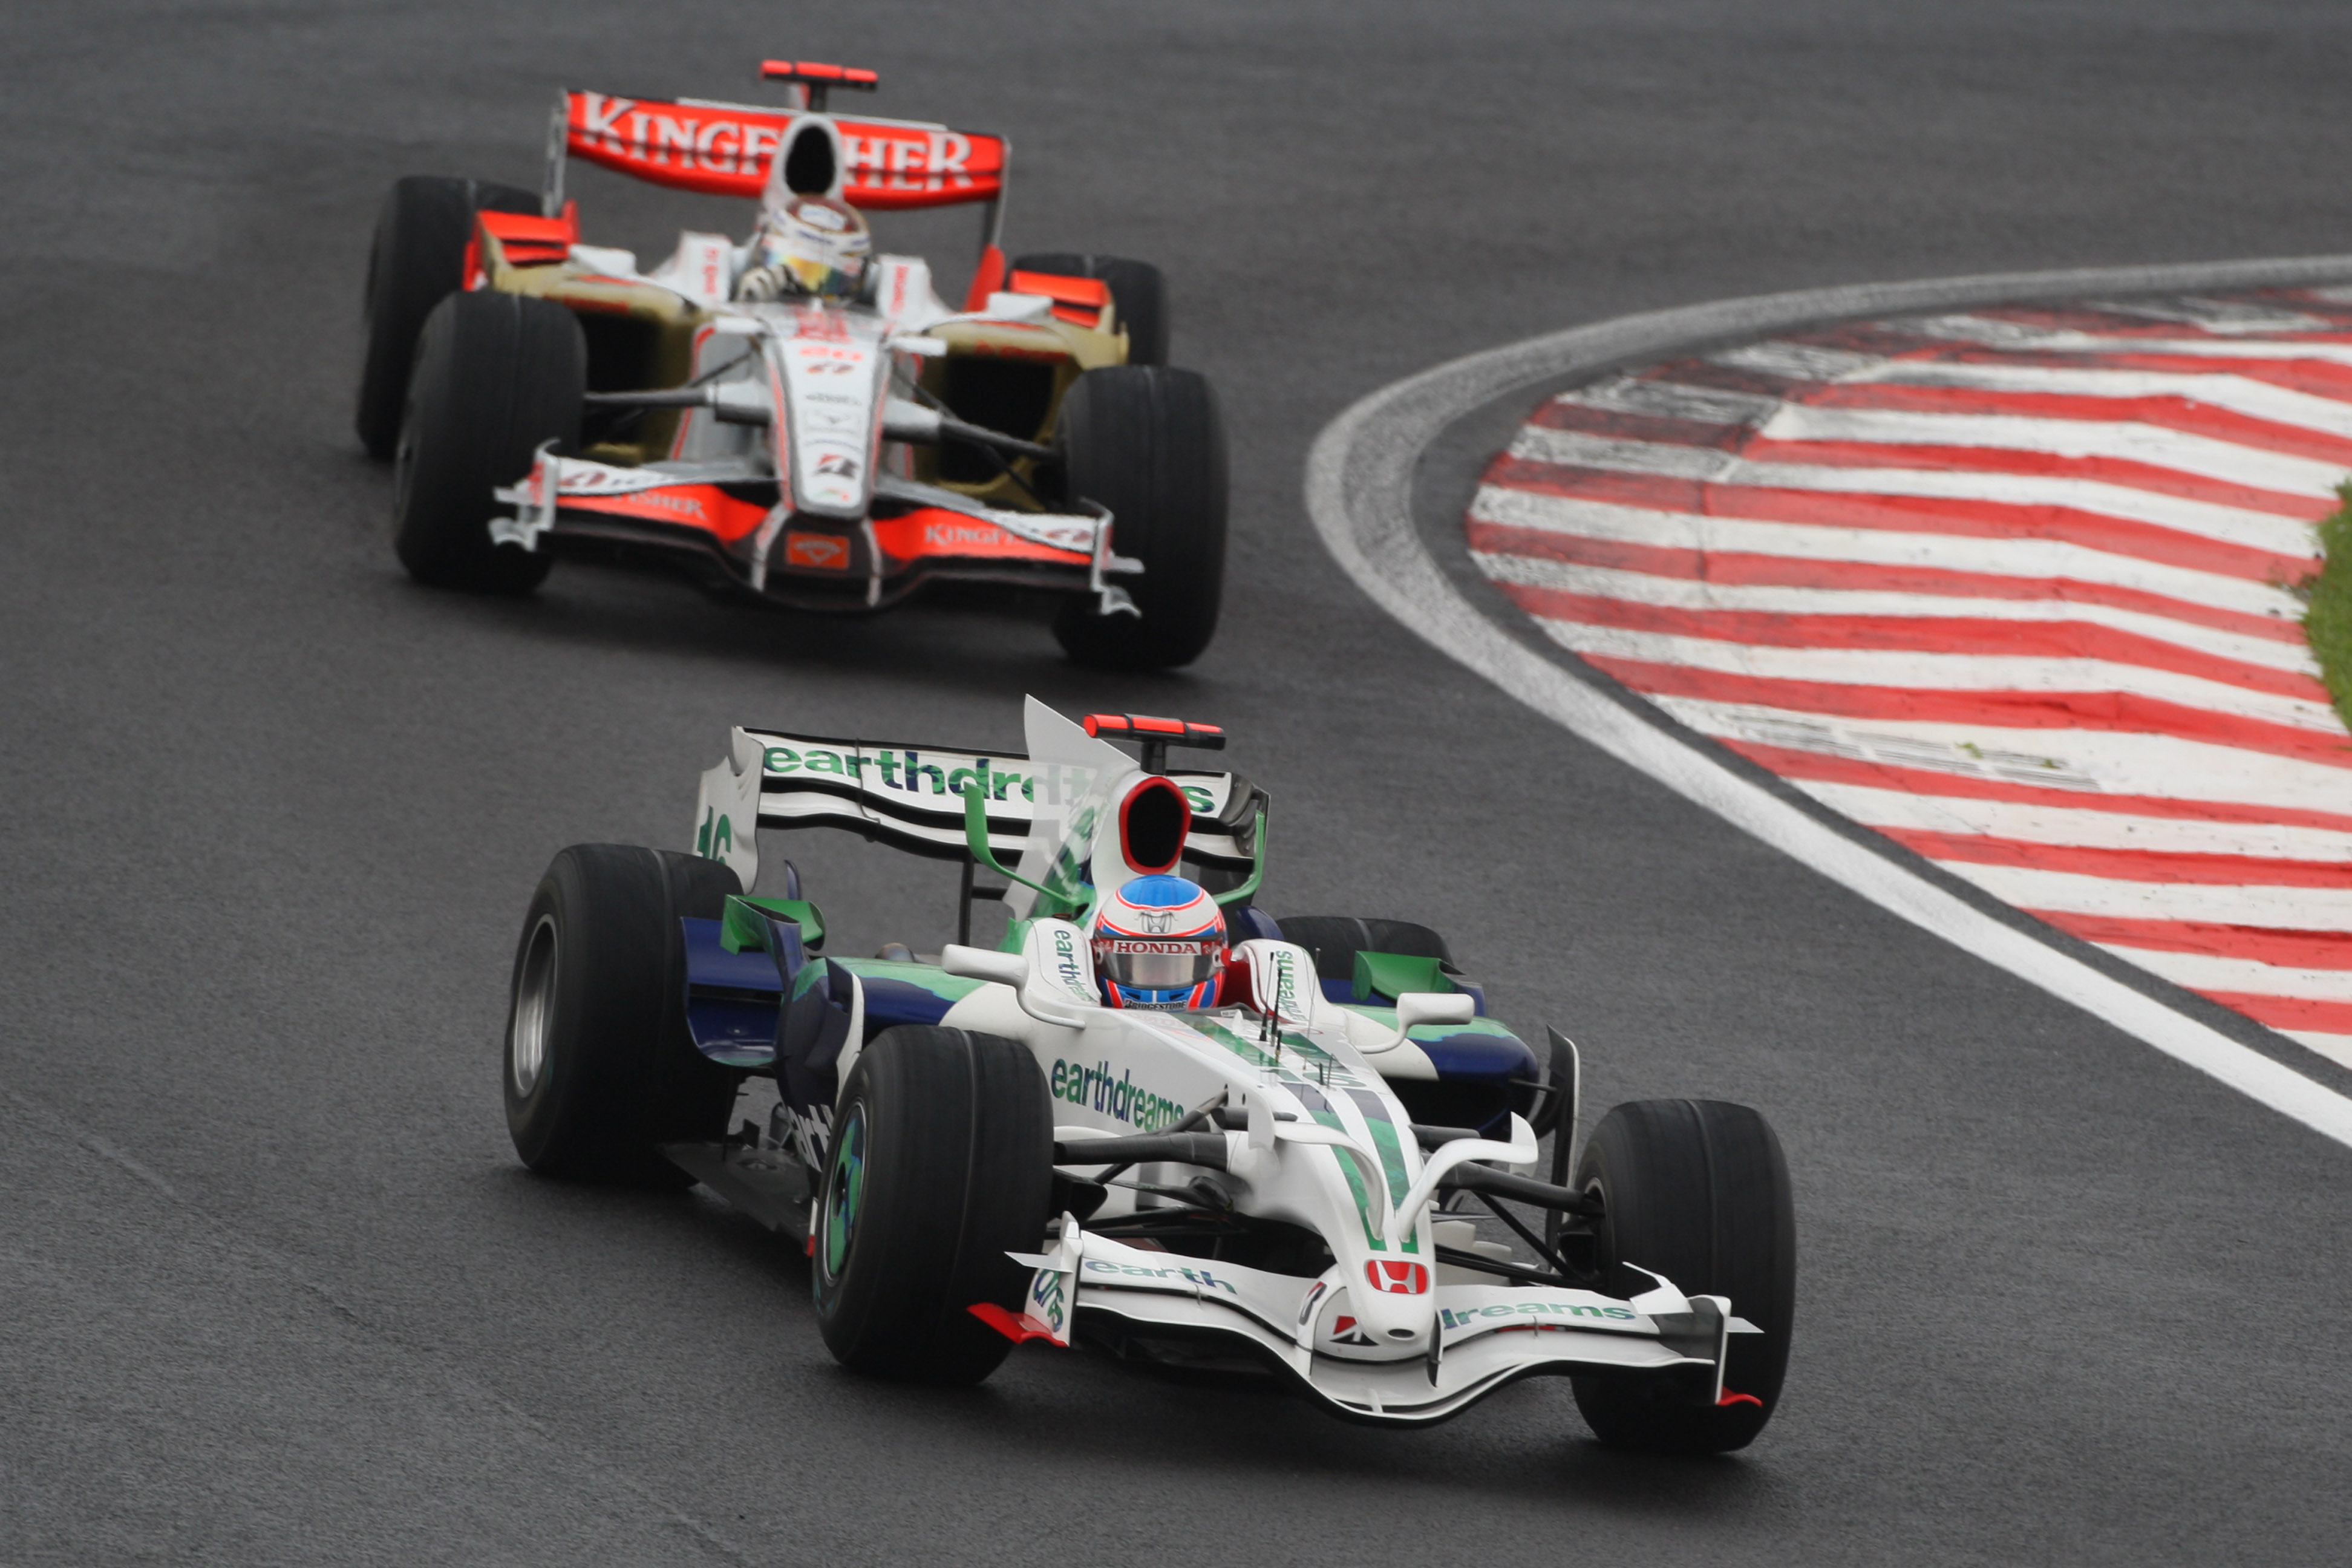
1569 1099 1797 1454
355 176 541 459
503 844 744 1184
1050 366 1228 670
393 290 583 594
812 1026 1052 1384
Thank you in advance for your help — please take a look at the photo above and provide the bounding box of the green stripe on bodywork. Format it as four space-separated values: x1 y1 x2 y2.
1338 1008 1526 1048
1290 1079 1382 1252
829 958 986 1004
1345 1089 1413 1206
1192 1019 1383 1249
1344 1088 1419 1255
1273 1027 1365 1089
1191 1017 1279 1073
721 895 825 953
1351 950 1449 1003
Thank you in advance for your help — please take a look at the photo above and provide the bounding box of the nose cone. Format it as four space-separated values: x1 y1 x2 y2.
1313 1266 1437 1351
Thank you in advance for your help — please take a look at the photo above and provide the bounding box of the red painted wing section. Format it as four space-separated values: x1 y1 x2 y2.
554 488 1086 568
872 509 1088 566
564 90 1005 210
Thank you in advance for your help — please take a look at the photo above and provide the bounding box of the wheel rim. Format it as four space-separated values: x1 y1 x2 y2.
820 1102 867 1284
509 914 557 1097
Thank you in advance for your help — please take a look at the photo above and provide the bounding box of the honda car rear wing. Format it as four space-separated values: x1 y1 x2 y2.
693 726 1261 924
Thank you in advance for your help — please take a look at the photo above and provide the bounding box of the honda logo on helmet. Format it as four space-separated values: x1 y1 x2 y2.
1142 909 1172 934
1365 1260 1430 1295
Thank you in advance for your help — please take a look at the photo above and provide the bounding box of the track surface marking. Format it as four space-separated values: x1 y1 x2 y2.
1470 292 2352 1066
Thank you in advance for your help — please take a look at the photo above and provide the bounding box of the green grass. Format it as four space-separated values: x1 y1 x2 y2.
2309 483 2352 731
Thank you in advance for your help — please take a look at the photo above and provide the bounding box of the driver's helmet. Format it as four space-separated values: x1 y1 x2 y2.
749 194 871 299
1091 876 1226 1011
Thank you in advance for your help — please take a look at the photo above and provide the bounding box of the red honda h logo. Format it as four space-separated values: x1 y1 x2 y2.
1365 1259 1430 1295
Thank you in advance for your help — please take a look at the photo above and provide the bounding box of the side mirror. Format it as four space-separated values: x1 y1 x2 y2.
941 944 1027 987
1359 991 1476 1055
1396 993 1475 1031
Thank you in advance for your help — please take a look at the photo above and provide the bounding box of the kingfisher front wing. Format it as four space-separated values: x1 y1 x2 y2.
490 450 1116 609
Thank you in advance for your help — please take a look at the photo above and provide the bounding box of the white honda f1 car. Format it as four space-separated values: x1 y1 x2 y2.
501 699 1796 1450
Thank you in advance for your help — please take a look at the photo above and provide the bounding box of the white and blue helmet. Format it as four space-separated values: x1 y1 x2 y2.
1091 875 1226 1010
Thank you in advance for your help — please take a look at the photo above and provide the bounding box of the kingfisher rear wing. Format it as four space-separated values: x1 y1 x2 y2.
541 68 1013 302
553 88 1007 209
691 725 1258 892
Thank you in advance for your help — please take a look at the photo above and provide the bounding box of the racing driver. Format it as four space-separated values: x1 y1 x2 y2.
733 122 872 302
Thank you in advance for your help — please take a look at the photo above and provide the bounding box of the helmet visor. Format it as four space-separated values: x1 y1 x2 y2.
1095 938 1220 992
780 251 860 298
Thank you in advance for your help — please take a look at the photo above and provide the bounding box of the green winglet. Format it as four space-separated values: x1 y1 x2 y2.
720 895 826 953
1211 810 1266 908
964 788 1057 899
1352 950 1450 1004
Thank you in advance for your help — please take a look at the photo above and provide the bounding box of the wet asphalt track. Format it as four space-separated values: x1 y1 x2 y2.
8 3 2352 1563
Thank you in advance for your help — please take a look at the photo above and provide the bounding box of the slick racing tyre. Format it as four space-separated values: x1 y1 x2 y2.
503 844 745 1185
1050 366 1228 670
1008 252 1169 366
812 1026 1053 1385
1569 1100 1797 1454
355 175 541 459
393 290 582 594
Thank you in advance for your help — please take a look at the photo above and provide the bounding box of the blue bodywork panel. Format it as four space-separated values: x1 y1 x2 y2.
681 919 1532 1123
1406 1023 1537 1084
681 916 783 1068
830 958 984 1034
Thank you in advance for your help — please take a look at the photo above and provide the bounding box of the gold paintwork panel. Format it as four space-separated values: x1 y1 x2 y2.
483 226 1131 500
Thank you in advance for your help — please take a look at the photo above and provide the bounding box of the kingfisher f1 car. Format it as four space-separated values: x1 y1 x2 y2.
501 700 1796 1448
356 61 1226 668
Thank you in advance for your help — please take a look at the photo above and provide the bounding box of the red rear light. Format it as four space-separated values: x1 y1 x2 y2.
1082 713 1226 748
760 59 881 88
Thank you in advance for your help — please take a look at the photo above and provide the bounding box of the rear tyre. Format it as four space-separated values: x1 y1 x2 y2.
1009 252 1168 365
1050 366 1227 670
503 844 745 1185
811 1026 1053 1384
393 290 583 594
356 176 540 459
1569 1099 1797 1454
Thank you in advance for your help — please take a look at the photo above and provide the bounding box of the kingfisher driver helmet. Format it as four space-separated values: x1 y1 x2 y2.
745 194 871 299
1092 876 1226 1011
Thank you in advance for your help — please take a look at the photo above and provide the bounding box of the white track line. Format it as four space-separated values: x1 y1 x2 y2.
1468 556 2319 674
1753 405 2348 494
1655 697 2352 814
1506 427 2321 554
1302 253 2352 1151
1756 360 2352 436
1520 624 2337 733
1789 781 2352 860
2111 949 2352 1003
1469 486 2304 615
1894 314 2352 362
